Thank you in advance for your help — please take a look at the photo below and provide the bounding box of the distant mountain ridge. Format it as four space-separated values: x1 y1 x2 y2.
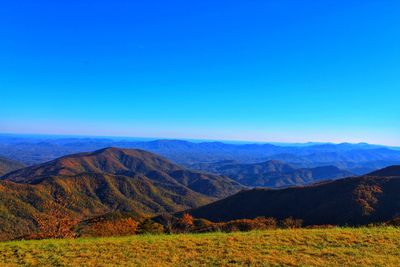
1 136 400 175
189 160 353 188
0 156 25 176
186 166 400 226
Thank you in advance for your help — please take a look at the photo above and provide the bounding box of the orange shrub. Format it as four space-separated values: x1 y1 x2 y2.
29 198 80 240
172 213 195 233
182 213 194 227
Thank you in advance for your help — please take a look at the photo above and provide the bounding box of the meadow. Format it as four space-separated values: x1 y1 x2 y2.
0 227 399 266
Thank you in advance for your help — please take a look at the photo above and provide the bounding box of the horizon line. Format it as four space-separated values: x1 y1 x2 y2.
0 132 398 148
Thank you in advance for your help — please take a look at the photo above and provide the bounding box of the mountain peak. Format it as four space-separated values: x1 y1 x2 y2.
78 146 150 156
1 147 243 199
1 147 177 183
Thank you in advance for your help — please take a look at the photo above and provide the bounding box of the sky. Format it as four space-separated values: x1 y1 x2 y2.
0 1 399 145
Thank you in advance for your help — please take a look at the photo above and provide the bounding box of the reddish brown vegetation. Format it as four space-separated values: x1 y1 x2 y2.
280 217 304 229
29 198 80 240
353 183 383 216
175 213 194 233
196 217 278 233
137 219 164 234
158 216 279 233
79 218 139 237
154 214 306 234
21 209 347 240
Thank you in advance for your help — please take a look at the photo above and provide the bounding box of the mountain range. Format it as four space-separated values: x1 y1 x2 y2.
1 144 400 240
0 147 243 240
2 147 240 197
186 166 400 226
190 160 353 187
1 135 400 174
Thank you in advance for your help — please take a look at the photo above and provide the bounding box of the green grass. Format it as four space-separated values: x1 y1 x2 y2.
1 227 400 266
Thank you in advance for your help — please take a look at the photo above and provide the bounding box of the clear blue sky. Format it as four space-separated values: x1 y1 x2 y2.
1 1 399 145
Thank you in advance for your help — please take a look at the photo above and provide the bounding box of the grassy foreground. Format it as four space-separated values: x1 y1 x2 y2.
1 227 400 266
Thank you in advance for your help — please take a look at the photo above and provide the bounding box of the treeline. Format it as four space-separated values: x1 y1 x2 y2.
19 211 400 241
23 212 305 240
153 214 303 234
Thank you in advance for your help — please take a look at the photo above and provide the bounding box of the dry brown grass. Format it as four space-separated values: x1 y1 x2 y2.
1 227 400 266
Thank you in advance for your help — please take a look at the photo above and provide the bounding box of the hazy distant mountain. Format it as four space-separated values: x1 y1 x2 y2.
186 166 400 226
1 135 399 175
207 160 354 187
0 156 25 176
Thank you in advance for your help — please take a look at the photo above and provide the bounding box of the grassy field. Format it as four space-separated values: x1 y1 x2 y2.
0 227 400 266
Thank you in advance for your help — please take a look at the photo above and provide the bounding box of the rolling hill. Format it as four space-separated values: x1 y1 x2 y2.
0 148 243 240
2 147 243 198
0 156 25 176
199 160 353 187
186 166 400 226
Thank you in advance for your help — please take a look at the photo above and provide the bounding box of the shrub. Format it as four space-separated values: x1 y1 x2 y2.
221 217 277 232
280 217 303 229
193 218 214 228
182 213 194 226
152 214 176 233
171 213 195 233
387 216 400 226
138 219 164 234
79 218 139 237
192 217 277 233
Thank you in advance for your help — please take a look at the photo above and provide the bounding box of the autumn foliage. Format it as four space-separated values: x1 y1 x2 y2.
177 213 194 233
155 214 280 234
353 183 383 216
29 198 80 240
24 204 308 240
